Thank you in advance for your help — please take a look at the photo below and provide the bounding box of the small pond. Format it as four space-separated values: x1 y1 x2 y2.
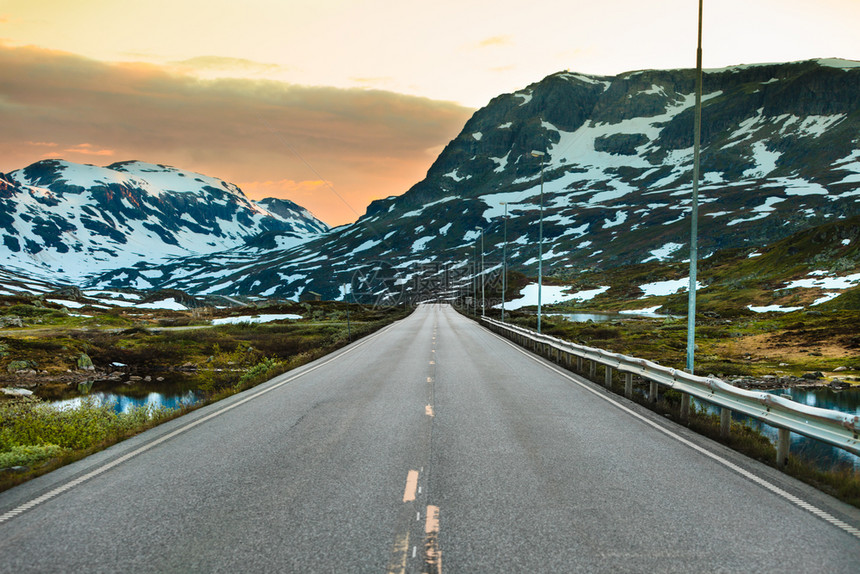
695 387 860 470
51 390 202 414
552 311 670 323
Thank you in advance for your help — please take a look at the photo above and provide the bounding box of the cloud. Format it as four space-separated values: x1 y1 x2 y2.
477 35 514 48
0 44 474 225
171 55 287 76
64 143 115 156
350 76 396 88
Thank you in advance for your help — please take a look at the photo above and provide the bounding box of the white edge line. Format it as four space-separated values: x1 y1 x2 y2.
0 323 396 524
490 328 860 540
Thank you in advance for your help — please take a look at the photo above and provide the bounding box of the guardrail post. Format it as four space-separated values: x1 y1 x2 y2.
680 394 691 423
625 373 633 399
605 366 613 389
777 428 790 469
477 316 860 464
720 407 731 439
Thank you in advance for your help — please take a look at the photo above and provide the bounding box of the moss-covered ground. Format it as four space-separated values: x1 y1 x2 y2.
0 298 410 491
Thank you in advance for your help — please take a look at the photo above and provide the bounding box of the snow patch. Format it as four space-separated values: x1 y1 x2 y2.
642 242 684 263
639 278 702 298
212 313 301 325
497 284 609 311
136 298 187 310
748 305 803 313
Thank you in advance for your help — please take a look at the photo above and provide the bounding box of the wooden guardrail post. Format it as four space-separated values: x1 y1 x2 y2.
720 407 731 439
649 380 658 403
625 373 633 399
589 360 596 380
605 365 613 389
577 356 583 372
777 428 790 469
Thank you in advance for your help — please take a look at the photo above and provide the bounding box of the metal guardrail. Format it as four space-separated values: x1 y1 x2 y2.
481 316 860 463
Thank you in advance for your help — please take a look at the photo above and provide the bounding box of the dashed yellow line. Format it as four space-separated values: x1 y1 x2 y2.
403 469 419 502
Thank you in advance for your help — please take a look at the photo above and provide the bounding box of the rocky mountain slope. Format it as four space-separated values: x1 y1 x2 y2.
84 59 859 305
0 160 328 284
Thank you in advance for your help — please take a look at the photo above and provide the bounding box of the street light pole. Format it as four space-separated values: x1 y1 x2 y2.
480 228 485 316
501 202 508 323
531 151 546 333
343 284 351 341
687 0 704 374
472 243 477 315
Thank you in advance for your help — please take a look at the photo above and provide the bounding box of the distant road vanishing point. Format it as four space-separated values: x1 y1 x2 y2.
1 304 858 572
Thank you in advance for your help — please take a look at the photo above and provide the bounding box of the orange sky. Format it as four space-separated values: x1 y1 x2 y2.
1 0 857 225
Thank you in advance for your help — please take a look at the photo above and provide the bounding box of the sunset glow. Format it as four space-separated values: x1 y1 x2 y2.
1 0 857 225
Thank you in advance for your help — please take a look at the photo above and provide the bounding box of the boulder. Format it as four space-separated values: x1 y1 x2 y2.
6 360 35 373
1 387 34 396
77 353 95 371
0 316 23 328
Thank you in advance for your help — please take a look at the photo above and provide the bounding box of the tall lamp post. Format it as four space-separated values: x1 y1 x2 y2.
472 243 478 315
531 150 546 333
501 202 508 323
687 0 704 375
480 227 485 316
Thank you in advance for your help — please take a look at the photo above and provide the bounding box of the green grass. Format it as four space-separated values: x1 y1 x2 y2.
0 301 411 491
0 397 180 491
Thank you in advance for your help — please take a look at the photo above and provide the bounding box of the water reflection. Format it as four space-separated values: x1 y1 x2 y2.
552 311 670 323
553 313 617 323
51 390 201 414
694 387 860 470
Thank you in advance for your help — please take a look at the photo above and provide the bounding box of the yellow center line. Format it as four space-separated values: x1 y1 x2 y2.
424 505 442 574
403 469 419 502
386 531 410 574
425 405 434 417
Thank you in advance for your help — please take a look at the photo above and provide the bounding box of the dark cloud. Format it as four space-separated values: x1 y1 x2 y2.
0 44 474 224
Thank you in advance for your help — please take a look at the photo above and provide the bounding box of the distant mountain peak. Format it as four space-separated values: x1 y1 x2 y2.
4 60 858 303
86 59 859 300
0 159 326 283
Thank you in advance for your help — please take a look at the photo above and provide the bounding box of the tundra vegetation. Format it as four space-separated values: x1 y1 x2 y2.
0 298 409 491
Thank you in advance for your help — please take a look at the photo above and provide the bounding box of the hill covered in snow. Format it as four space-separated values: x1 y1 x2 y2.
83 59 859 305
0 160 328 284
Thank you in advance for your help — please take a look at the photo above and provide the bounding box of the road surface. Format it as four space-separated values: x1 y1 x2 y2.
1 303 858 572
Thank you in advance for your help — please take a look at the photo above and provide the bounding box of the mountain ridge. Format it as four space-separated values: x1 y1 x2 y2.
3 59 858 307
0 160 328 283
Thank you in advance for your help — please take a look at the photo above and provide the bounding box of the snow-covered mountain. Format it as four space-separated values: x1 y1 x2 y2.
0 160 328 283
88 59 860 302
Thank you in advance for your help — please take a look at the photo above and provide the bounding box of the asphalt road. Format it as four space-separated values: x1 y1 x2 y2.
1 303 858 572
